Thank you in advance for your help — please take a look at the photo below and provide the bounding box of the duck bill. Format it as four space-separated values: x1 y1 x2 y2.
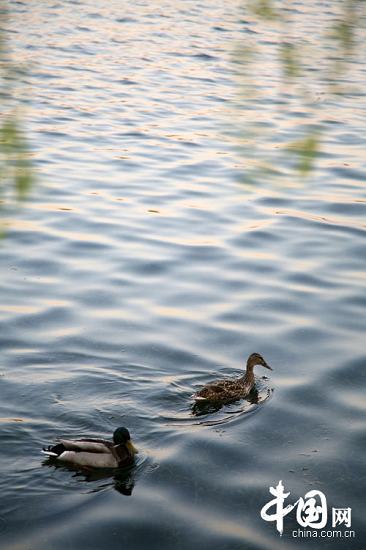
264 362 272 370
127 440 138 454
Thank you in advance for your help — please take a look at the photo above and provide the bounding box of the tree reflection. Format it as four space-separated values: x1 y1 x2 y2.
0 2 33 234
236 0 365 180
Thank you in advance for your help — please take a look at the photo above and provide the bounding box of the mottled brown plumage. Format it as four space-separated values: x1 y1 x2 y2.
194 353 272 404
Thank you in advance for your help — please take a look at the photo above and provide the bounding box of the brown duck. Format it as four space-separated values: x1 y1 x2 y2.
194 353 272 405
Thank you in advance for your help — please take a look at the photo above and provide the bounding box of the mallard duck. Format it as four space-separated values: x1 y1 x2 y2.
194 352 272 404
41 427 138 469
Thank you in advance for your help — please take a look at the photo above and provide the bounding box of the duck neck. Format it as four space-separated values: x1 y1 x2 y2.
241 362 255 388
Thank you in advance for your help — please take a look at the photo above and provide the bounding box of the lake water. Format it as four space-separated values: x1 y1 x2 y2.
1 1 365 549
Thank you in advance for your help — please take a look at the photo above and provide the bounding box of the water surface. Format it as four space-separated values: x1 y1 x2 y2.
1 1 365 549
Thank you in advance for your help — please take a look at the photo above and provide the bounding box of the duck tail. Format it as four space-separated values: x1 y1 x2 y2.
41 443 66 457
41 449 58 457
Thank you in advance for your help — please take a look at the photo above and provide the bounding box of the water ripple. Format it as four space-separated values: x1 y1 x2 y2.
1 0 365 549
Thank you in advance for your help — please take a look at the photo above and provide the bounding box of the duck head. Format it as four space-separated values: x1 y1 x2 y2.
113 427 138 455
246 352 272 371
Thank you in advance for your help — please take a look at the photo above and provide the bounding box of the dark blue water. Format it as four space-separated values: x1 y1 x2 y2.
1 1 365 549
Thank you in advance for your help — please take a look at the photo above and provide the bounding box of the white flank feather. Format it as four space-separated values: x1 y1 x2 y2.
41 450 58 457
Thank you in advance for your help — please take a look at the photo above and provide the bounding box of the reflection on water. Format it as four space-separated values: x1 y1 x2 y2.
0 0 365 549
0 7 34 229
235 0 366 180
42 459 138 496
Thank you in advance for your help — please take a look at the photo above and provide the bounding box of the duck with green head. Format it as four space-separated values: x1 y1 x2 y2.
194 353 272 405
41 427 138 469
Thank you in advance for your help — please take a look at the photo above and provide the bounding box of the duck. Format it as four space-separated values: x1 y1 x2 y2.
41 427 138 469
194 352 272 405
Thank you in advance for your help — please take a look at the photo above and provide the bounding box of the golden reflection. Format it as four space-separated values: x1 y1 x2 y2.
0 299 70 315
1 218 39 231
40 327 78 339
42 299 70 307
0 305 42 314
274 208 365 230
23 276 59 284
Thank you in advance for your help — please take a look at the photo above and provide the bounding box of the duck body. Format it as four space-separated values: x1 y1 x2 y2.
195 377 254 404
41 427 138 469
194 352 271 405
